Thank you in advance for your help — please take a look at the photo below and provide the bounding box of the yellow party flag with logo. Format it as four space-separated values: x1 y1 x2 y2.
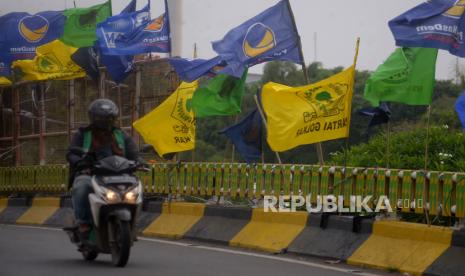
12 39 85 82
0 77 12 86
262 65 356 152
133 81 199 157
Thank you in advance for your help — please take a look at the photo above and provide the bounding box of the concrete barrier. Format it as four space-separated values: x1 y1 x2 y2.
137 201 162 232
142 202 205 239
229 209 307 253
288 214 373 260
44 197 74 227
16 197 61 225
0 198 7 214
347 221 452 275
0 197 31 224
185 206 252 244
424 229 465 276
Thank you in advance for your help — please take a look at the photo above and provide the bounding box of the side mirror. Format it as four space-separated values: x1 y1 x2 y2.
140 144 154 153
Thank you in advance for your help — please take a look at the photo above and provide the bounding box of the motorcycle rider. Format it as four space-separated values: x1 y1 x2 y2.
66 98 140 240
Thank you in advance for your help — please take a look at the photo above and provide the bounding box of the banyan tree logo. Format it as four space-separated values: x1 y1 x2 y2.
297 83 348 123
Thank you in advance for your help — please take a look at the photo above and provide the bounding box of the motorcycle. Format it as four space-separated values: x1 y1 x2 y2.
64 148 147 267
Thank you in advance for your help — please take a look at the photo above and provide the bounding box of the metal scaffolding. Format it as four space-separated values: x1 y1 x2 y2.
0 58 179 166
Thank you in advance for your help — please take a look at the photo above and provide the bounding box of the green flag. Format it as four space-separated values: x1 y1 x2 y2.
364 47 438 107
192 69 248 118
61 1 112 48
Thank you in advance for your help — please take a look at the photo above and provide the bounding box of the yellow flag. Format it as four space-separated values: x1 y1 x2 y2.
133 81 199 157
12 39 85 82
262 65 355 152
0 77 12 86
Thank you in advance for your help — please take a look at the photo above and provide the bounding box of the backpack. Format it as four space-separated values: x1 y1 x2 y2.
68 128 126 189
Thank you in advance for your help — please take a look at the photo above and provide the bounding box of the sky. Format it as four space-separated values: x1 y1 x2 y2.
0 0 463 80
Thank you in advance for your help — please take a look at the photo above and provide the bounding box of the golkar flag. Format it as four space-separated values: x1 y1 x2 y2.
12 39 85 82
261 47 358 152
133 81 198 157
389 0 465 57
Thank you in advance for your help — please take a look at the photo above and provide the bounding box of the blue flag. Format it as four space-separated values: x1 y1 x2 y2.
219 109 263 164
96 0 138 83
456 91 465 130
169 56 226 82
389 0 465 57
358 103 392 129
96 0 170 56
0 51 12 76
211 0 302 77
0 11 65 62
121 0 137 14
101 53 134 83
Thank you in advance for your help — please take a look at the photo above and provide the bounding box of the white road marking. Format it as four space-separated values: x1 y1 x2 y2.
1 224 379 276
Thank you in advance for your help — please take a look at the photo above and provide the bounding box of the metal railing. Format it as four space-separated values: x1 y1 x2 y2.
0 163 464 218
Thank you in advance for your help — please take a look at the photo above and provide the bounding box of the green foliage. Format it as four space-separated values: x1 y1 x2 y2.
329 126 465 171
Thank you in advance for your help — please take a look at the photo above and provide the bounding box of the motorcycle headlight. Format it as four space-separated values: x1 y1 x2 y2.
106 190 118 201
92 177 122 203
124 184 141 203
125 191 137 202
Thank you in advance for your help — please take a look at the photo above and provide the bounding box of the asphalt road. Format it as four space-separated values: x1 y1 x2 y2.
0 224 389 276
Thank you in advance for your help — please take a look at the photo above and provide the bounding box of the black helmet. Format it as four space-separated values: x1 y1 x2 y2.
88 98 119 130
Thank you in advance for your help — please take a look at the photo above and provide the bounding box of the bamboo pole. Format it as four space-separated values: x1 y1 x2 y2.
253 94 282 164
424 105 432 171
285 0 324 165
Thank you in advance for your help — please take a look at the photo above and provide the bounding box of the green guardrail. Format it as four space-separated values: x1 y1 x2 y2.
1 163 464 218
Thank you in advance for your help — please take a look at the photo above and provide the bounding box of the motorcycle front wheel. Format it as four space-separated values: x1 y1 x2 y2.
110 220 131 267
82 249 98 261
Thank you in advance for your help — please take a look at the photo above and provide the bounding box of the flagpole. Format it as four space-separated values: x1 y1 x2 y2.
253 94 282 164
343 38 361 168
386 120 391 169
285 0 324 166
191 43 197 163
424 105 432 170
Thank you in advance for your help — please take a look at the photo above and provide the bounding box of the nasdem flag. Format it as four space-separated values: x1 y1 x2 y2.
96 1 170 56
95 0 137 83
262 66 355 152
211 0 302 77
0 11 65 61
389 0 465 57
133 81 198 157
169 56 225 83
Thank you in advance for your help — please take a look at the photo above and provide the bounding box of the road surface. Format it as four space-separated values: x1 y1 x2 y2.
0 224 391 276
